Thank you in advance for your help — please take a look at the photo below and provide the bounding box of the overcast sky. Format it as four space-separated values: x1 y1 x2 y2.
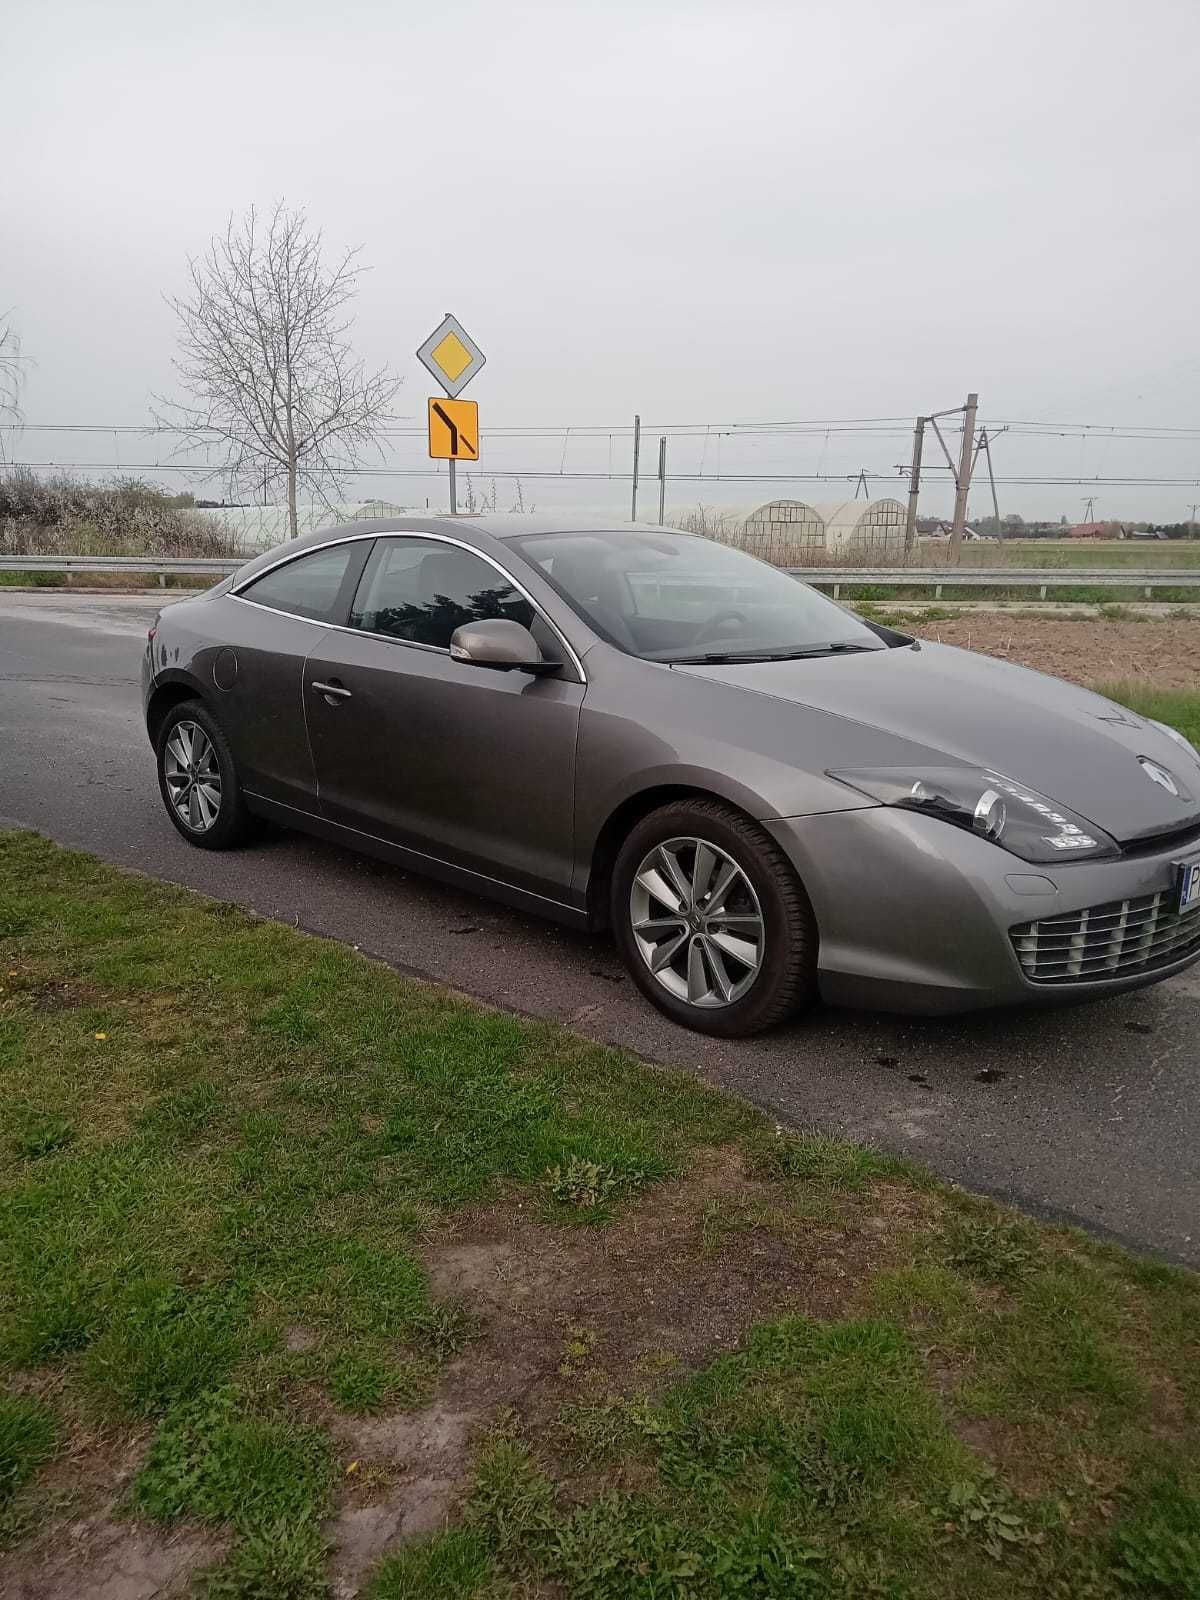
4 0 1198 521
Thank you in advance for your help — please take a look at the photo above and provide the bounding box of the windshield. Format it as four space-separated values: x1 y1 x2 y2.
507 529 891 662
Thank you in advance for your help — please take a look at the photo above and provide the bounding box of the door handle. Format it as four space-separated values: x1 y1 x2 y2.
310 680 352 702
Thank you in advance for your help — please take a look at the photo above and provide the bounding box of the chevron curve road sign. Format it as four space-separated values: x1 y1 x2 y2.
427 397 479 461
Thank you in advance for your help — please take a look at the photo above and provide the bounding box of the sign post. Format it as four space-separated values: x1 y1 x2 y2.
416 313 487 515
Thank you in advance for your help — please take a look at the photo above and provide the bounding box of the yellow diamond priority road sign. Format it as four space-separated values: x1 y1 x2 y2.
427 397 479 461
416 313 486 399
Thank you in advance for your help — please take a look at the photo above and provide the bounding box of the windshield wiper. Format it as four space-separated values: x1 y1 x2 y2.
670 651 789 664
784 641 881 657
671 641 880 665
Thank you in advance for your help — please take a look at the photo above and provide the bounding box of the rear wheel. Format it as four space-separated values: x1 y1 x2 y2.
611 798 818 1036
156 700 249 850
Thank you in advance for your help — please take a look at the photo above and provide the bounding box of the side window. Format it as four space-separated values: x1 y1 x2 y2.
240 544 358 623
348 538 534 649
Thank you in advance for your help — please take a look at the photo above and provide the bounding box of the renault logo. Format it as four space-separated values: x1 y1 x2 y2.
1139 757 1180 797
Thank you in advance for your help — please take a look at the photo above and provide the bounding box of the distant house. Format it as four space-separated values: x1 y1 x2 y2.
1067 521 1126 539
920 520 989 541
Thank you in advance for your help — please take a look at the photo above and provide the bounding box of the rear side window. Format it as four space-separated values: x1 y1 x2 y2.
240 544 358 623
349 537 533 649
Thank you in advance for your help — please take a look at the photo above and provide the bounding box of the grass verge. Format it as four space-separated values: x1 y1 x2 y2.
1 831 1198 1598
1096 684 1200 749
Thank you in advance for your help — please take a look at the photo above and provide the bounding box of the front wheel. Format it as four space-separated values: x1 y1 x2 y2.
156 700 249 850
611 799 818 1037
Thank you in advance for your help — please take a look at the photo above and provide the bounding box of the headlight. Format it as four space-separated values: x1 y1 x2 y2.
829 767 1120 864
1148 718 1200 770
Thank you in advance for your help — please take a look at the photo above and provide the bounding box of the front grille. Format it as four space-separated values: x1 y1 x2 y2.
1011 892 1200 984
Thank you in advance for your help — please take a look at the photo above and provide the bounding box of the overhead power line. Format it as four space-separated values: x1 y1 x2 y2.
4 459 1200 488
6 416 1200 443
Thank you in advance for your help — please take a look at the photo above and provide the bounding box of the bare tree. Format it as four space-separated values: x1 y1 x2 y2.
158 203 400 538
1 314 25 423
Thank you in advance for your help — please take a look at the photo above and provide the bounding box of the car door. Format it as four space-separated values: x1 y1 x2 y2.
303 534 585 903
214 539 370 810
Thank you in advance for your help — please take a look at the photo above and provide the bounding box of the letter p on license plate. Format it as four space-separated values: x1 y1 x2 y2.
1177 857 1200 915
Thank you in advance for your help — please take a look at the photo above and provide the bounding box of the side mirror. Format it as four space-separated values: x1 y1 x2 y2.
449 618 562 674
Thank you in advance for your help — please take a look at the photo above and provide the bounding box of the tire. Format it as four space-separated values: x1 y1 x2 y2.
611 798 818 1037
155 699 250 851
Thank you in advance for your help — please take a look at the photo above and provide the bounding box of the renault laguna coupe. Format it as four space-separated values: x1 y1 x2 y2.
142 516 1200 1036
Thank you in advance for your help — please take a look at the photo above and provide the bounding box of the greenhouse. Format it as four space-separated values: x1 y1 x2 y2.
718 497 908 564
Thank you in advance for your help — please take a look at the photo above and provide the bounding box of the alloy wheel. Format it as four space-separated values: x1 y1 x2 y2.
162 720 223 833
629 836 765 1008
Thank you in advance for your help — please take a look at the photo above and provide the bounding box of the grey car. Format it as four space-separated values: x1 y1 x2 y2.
142 515 1200 1036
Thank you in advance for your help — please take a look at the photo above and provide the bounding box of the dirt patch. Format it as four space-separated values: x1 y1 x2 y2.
323 1150 897 1591
0 1419 224 1600
3 1519 223 1600
902 616 1200 689
19 978 99 1012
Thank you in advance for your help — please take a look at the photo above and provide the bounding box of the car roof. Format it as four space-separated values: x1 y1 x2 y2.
230 514 684 585
470 514 678 542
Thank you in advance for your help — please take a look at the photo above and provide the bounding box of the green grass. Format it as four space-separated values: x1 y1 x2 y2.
955 540 1200 569
1097 684 1200 748
835 580 1200 604
363 1529 495 1598
2 830 1199 1597
0 1394 57 1508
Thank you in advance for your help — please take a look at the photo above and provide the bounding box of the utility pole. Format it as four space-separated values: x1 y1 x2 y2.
657 434 667 525
1189 502 1199 540
630 414 641 521
903 416 925 557
979 427 1001 537
1081 495 1096 525
949 391 978 559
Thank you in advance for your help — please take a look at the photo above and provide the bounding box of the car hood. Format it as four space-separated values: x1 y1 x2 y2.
674 641 1200 845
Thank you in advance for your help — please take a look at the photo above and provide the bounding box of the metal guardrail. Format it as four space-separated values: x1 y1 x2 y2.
0 554 240 588
0 554 1198 601
788 566 1200 601
0 554 239 574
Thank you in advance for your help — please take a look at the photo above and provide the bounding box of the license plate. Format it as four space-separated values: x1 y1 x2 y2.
1176 857 1200 915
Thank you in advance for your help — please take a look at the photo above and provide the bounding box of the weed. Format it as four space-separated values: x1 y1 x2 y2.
11 1117 74 1161
944 1217 1038 1283
131 1388 332 1530
466 1429 557 1554
541 1154 655 1211
408 1302 477 1359
1111 1466 1200 1597
82 1281 245 1416
362 1528 494 1598
328 1354 434 1414
199 1519 329 1600
0 1394 57 1507
558 1323 598 1379
558 1395 643 1463
754 1127 898 1189
936 1475 1044 1562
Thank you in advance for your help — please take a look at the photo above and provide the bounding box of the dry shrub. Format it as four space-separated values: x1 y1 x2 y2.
0 471 239 558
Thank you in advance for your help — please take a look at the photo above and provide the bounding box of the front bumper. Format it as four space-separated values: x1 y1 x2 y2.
766 807 1200 1014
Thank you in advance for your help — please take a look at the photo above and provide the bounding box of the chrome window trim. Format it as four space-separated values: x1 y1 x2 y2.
230 530 587 682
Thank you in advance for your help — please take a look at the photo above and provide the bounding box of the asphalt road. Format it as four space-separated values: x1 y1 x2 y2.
2 590 1198 1263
